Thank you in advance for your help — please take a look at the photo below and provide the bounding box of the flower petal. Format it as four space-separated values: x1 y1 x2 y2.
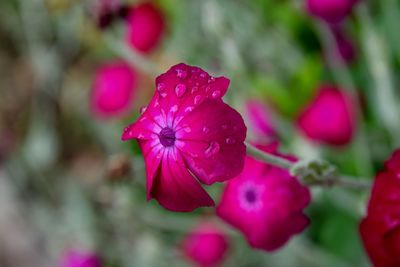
175 99 246 185
150 148 215 212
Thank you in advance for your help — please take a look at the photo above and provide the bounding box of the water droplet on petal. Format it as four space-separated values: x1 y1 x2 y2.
171 105 178 112
207 77 215 83
200 73 207 78
194 95 202 105
222 124 228 130
175 84 187 98
202 126 210 134
185 106 194 113
212 90 221 98
140 106 147 114
176 68 187 79
191 86 199 94
157 83 167 98
225 137 236 144
183 126 192 133
204 142 220 158
205 86 211 92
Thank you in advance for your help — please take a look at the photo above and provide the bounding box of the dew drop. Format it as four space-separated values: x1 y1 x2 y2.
191 86 199 94
139 106 147 114
225 137 236 144
157 83 166 92
200 72 207 78
212 90 221 98
183 126 192 133
171 105 178 113
185 106 194 113
175 84 187 98
222 124 228 130
205 86 211 92
176 68 187 79
202 126 210 134
194 95 202 105
207 77 215 83
204 142 220 158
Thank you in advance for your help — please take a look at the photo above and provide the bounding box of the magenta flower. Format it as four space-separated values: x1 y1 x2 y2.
59 249 102 267
181 222 229 267
306 0 358 24
297 85 356 146
331 26 356 63
217 143 310 252
91 60 137 119
244 100 276 142
126 2 165 53
122 63 246 212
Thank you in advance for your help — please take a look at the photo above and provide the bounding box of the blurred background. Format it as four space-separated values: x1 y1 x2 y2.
0 0 399 266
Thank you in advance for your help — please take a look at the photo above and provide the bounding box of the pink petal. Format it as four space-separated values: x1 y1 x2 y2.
175 99 246 185
150 149 214 212
138 139 164 200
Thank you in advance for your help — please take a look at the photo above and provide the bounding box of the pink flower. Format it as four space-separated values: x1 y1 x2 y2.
181 222 229 267
126 2 165 53
217 143 311 252
59 249 102 267
306 0 358 24
244 100 276 142
359 149 400 267
90 0 121 29
121 63 247 212
297 85 356 146
331 26 356 63
91 60 137 119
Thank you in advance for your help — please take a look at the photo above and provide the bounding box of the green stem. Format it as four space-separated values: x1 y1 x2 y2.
245 142 372 190
245 142 293 169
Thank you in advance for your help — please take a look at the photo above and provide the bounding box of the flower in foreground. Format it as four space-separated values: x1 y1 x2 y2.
306 0 358 24
217 143 311 252
181 222 229 267
360 149 400 267
122 63 246 212
297 85 356 146
126 2 165 53
91 60 137 119
59 249 102 267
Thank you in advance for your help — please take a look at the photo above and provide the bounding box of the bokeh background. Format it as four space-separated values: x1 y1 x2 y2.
1 0 399 266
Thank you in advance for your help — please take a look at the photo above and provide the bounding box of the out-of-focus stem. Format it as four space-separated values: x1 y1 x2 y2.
317 22 374 177
103 34 160 76
245 142 294 169
356 3 400 147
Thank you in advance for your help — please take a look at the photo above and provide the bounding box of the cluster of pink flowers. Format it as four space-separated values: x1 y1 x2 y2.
90 1 165 119
360 150 400 267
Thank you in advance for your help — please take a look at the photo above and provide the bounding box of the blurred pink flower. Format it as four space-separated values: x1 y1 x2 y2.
122 63 246 212
306 0 358 24
91 60 137 119
217 143 310 252
182 222 229 267
245 100 276 141
332 26 356 63
59 249 102 267
297 85 356 146
91 0 121 29
359 149 400 267
126 2 165 53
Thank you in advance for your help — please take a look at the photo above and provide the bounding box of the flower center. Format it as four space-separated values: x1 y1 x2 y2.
159 127 176 147
245 189 257 203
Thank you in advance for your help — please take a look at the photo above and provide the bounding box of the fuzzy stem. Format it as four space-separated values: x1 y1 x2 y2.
245 142 293 169
245 142 372 190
